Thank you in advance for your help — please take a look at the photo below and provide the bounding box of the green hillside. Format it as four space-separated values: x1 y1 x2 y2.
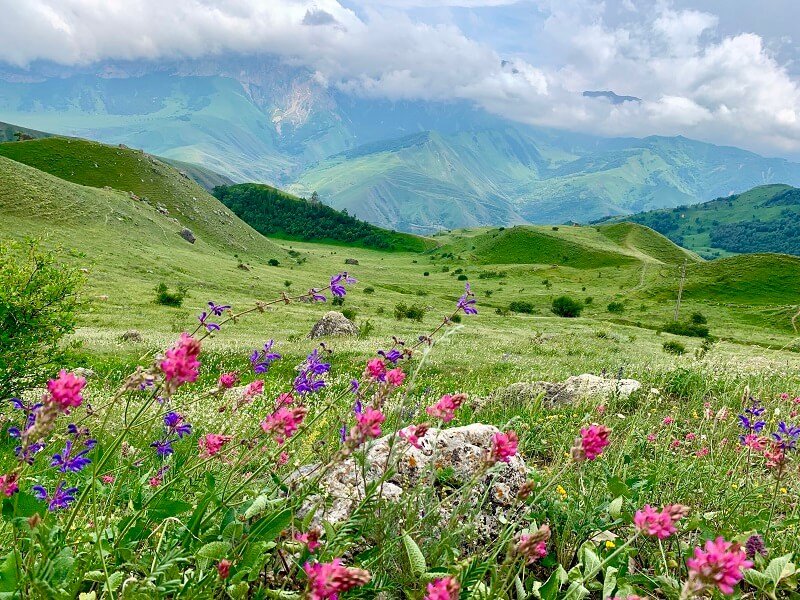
618 184 800 258
213 183 435 252
0 120 52 142
431 223 697 268
0 137 277 256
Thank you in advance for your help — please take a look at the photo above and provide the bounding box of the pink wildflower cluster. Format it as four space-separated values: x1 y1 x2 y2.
354 407 385 441
489 430 519 463
295 528 322 552
425 576 460 600
633 504 689 539
160 333 201 391
426 393 467 423
46 370 86 411
198 433 232 458
305 559 370 600
239 379 264 407
399 423 430 449
386 367 406 387
366 358 386 380
0 473 19 497
218 371 239 389
217 558 232 579
261 406 308 444
685 537 752 595
571 424 611 462
515 524 551 564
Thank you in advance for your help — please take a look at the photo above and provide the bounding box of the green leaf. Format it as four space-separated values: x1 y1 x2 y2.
514 575 526 600
248 508 292 543
537 565 568 600
563 581 590 600
196 541 230 562
103 571 125 593
0 552 19 593
147 498 192 520
2 491 45 521
765 554 795 589
602 566 618 599
402 532 427 578
743 568 771 592
243 495 270 520
578 543 602 581
607 497 623 519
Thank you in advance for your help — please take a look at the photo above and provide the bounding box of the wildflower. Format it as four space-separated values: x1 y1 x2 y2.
366 358 386 380
164 411 192 438
772 421 800 451
149 477 162 488
605 540 616 549
763 442 787 470
0 473 19 497
304 559 370 600
329 272 356 298
241 380 264 404
399 423 430 449
456 282 477 315
198 433 232 457
197 311 221 332
662 416 674 425
386 367 406 387
634 504 688 539
685 537 752 595
278 452 289 465
745 534 767 560
696 447 710 458
276 392 294 406
353 407 385 443
490 430 519 463
556 485 567 498
150 439 174 456
51 440 92 472
646 433 657 443
425 576 460 600
515 524 550 564
33 481 79 511
741 434 766 450
571 424 611 462
596 404 606 414
353 399 363 415
378 348 403 364
250 340 281 374
685 432 696 441
426 393 467 423
218 371 239 389
309 288 327 302
217 559 232 579
261 406 307 444
294 349 330 395
517 480 537 500
295 528 322 552
46 370 87 411
350 379 360 393
160 334 201 391
100 475 115 484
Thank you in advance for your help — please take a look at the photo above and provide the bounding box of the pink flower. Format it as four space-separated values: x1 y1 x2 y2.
515 524 550 564
198 433 232 457
596 404 606 414
490 430 519 463
425 576 460 600
160 333 201 389
304 559 370 600
386 367 406 387
366 358 386 380
278 451 289 465
295 528 322 552
646 433 657 443
662 416 674 425
149 477 162 488
241 379 264 404
261 406 308 444
277 392 294 407
686 537 752 595
695 447 709 458
571 424 611 462
218 371 239 389
634 504 688 539
0 473 19 497
741 434 766 451
426 393 467 423
354 407 385 441
793 397 800 405
100 475 115 485
670 439 681 449
685 432 696 441
780 393 790 401
399 423 430 449
46 370 87 410
217 559 232 579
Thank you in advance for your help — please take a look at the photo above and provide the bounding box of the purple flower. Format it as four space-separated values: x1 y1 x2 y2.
15 441 44 464
354 400 363 415
456 283 478 315
738 414 766 433
198 311 221 332
208 301 231 316
164 412 192 438
250 340 281 374
330 272 356 297
51 440 92 473
350 379 360 393
150 439 174 456
7 426 20 439
293 349 331 395
339 424 348 443
309 288 327 302
379 349 403 364
772 422 800 451
33 481 79 511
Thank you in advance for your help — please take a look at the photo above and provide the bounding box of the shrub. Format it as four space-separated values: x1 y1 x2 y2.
457 274 468 281
358 318 375 338
509 300 534 314
284 280 292 288
663 340 686 355
363 286 375 294
0 240 84 399
607 301 625 314
451 314 462 323
394 303 424 321
662 321 709 338
268 258 280 266
154 282 187 307
342 307 357 321
690 311 708 324
423 272 429 276
551 295 583 318
332 296 345 306
585 297 594 305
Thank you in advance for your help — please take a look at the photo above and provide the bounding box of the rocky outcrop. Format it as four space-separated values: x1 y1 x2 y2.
308 311 358 338
179 228 196 244
294 424 528 543
490 374 641 408
120 330 143 343
344 258 359 265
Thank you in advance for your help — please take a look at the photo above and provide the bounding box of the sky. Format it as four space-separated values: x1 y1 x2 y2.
1 0 799 158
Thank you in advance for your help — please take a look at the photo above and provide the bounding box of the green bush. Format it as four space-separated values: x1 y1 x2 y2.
451 314 462 323
663 321 709 338
585 297 594 305
363 286 375 294
662 340 686 355
456 274 468 281
341 307 357 321
394 303 424 322
509 300 534 314
607 301 625 314
268 258 280 266
551 295 583 318
690 311 708 325
154 282 187 307
0 240 84 399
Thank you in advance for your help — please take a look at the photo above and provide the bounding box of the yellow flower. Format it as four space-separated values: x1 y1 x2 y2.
556 485 567 498
780 487 788 494
605 541 616 549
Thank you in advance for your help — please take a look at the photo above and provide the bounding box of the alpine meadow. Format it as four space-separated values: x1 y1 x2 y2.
1 2 800 600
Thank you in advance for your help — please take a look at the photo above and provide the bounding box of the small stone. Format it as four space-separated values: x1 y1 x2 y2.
121 329 143 343
179 228 196 244
308 311 358 338
344 258 359 265
73 367 95 379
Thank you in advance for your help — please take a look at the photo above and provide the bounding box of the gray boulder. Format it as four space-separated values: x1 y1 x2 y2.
308 311 358 338
179 228 196 244
490 373 641 408
120 329 143 343
344 258 359 265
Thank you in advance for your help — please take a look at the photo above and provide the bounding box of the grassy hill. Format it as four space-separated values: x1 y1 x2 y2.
616 184 800 258
0 120 52 142
213 183 435 252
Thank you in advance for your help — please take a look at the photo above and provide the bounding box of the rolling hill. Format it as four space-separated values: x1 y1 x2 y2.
615 184 800 258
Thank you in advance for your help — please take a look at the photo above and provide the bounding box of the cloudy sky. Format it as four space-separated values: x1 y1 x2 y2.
2 0 800 158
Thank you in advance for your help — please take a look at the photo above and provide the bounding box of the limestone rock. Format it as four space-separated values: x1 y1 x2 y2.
72 367 96 379
344 258 359 265
179 228 196 244
491 373 641 408
121 329 143 343
308 311 358 338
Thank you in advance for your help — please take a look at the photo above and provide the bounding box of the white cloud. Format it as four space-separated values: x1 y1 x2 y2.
1 0 799 156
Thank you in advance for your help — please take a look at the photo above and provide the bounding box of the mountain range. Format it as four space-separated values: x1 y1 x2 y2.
3 57 800 232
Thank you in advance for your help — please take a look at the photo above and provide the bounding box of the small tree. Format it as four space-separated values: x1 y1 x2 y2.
0 240 84 399
551 295 583 318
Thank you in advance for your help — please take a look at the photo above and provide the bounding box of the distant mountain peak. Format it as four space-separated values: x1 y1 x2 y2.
583 90 641 104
